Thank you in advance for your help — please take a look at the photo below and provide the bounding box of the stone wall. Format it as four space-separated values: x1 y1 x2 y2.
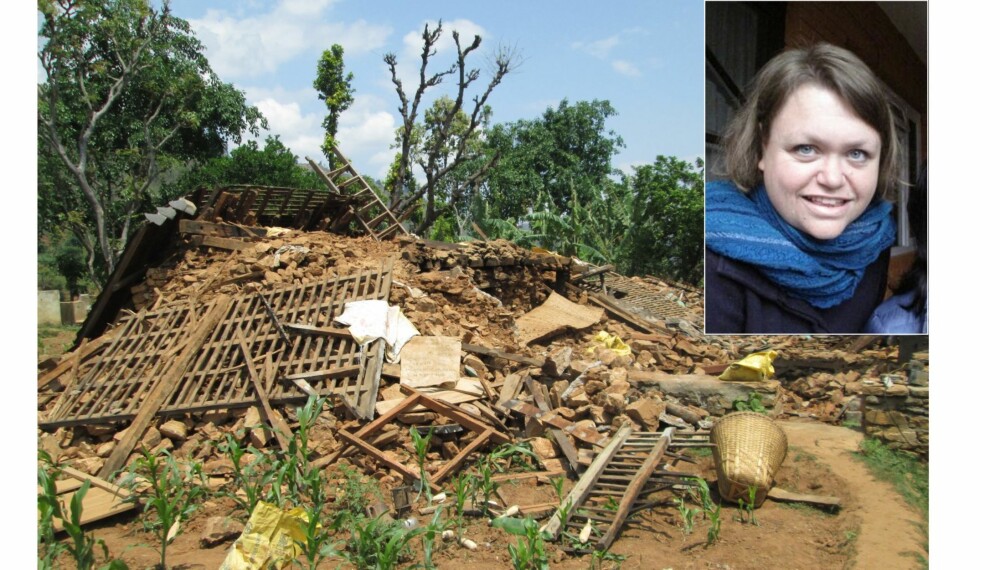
844 357 929 457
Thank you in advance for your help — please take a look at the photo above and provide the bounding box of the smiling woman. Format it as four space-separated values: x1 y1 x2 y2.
704 43 900 334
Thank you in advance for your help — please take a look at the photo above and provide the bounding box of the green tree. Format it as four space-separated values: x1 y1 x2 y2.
383 20 518 235
314 44 355 170
622 156 704 283
479 99 625 222
169 136 323 194
37 0 265 279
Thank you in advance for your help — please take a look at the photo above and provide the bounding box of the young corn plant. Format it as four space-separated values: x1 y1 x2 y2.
485 441 540 473
693 477 714 518
746 485 760 526
706 501 723 546
589 548 626 570
217 432 272 518
674 497 699 535
38 451 67 569
450 471 476 537
409 425 435 504
126 447 207 570
339 513 421 569
474 456 499 515
295 465 346 570
415 505 449 569
507 516 550 570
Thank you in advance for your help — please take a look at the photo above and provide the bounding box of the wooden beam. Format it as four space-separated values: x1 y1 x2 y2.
569 264 615 283
239 334 292 452
462 343 544 368
280 365 361 382
38 337 109 390
179 219 266 238
190 235 254 251
283 322 353 339
98 295 230 479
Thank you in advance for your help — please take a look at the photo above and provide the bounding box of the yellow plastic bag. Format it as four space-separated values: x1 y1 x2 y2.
586 331 631 357
719 350 778 382
218 501 309 570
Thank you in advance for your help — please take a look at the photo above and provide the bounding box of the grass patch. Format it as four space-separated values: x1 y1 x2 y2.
684 446 715 459
777 502 836 517
853 438 928 515
854 438 928 568
37 324 80 355
790 447 818 463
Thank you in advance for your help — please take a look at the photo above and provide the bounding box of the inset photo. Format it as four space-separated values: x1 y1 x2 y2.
704 1 927 334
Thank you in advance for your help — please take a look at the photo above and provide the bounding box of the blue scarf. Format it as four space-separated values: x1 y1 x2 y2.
706 180 896 308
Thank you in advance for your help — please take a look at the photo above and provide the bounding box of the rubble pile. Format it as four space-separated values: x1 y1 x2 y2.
38 221 929 548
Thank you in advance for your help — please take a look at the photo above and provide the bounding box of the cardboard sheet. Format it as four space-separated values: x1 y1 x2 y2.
515 292 603 344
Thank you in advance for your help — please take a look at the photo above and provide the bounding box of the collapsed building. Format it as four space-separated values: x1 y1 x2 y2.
36 150 929 550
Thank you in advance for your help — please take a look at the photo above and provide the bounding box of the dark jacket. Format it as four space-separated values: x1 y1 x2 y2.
863 290 927 334
705 248 891 334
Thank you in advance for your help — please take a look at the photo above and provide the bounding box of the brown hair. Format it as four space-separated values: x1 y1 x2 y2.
721 43 900 200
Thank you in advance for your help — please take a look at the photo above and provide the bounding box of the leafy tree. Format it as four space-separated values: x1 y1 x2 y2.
383 20 519 235
621 156 705 283
169 136 323 194
480 99 625 221
314 44 355 170
37 0 265 279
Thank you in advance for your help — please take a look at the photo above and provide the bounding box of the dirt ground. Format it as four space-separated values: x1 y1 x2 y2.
52 419 926 570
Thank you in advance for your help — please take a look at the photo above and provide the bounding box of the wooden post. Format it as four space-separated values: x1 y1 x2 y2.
98 295 231 479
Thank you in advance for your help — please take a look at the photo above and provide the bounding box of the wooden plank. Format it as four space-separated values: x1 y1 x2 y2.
280 365 361 382
239 334 292 452
190 235 255 251
569 264 615 283
549 429 579 472
768 486 842 509
498 372 527 404
430 429 493 485
543 424 632 538
178 219 266 238
38 336 108 390
284 323 353 339
462 343 544 368
526 376 552 412
337 429 440 492
597 428 673 550
97 295 231 479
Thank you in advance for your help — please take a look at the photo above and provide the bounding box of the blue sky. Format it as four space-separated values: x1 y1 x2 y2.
169 0 705 180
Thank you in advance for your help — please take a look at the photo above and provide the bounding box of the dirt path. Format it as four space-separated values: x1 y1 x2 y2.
779 420 927 569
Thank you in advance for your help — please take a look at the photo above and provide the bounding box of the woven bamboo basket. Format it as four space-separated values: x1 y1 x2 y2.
710 411 788 507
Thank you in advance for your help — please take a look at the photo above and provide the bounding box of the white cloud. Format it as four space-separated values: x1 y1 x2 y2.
250 97 324 161
338 94 398 179
189 6 391 79
571 35 620 59
612 60 641 78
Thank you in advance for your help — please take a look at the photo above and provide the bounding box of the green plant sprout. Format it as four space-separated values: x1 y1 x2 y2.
126 447 206 570
675 497 699 534
507 516 550 570
409 425 436 504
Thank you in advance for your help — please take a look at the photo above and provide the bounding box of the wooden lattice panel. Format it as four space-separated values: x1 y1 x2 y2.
164 261 393 417
41 262 394 428
44 303 209 426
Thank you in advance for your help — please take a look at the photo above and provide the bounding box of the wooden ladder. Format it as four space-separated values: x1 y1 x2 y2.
306 146 408 240
544 426 707 550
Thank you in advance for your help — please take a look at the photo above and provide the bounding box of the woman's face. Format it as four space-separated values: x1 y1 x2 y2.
758 84 881 240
